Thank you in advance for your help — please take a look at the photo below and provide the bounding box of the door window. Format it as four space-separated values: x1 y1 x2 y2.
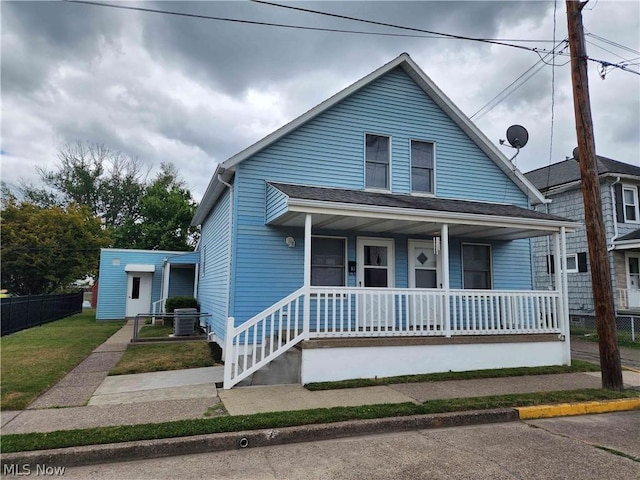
363 245 389 287
629 256 640 290
131 277 141 299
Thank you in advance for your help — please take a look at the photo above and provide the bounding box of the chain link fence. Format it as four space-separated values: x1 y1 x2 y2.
570 315 639 343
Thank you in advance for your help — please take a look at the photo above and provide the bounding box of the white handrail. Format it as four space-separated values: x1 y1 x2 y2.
223 287 306 389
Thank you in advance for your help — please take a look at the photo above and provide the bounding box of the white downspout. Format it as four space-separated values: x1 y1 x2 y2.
218 174 234 322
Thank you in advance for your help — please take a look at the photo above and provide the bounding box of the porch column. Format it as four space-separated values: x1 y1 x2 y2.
560 227 571 363
162 261 171 312
303 213 312 340
441 224 451 337
553 232 565 336
193 263 199 299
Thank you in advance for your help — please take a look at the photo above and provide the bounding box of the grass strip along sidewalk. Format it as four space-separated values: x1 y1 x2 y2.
2 388 637 453
305 361 601 390
1 313 124 410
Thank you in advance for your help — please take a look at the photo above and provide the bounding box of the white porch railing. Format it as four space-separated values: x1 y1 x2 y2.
223 287 563 388
617 288 640 311
223 287 306 389
309 288 561 337
151 298 166 323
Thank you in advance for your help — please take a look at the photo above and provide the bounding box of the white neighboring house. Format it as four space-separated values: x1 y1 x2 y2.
525 156 640 320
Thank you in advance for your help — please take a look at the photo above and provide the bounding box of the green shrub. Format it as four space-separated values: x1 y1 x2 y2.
165 296 199 313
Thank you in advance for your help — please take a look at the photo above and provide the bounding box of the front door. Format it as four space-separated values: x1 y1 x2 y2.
626 254 640 309
357 237 395 327
408 239 442 327
126 272 153 317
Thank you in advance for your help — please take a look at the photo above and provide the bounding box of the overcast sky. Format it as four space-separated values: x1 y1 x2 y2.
2 1 639 201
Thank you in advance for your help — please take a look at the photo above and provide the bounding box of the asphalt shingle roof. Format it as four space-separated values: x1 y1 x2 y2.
617 229 640 242
269 183 570 223
525 156 640 191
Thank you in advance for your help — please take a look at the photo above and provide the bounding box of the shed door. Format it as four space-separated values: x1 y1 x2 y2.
126 272 153 317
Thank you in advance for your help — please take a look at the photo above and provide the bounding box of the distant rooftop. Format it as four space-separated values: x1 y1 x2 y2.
525 156 640 191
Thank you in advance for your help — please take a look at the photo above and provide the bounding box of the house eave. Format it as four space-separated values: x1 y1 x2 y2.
191 166 234 226
286 198 578 232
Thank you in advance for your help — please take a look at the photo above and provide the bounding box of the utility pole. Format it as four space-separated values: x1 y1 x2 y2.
566 0 623 390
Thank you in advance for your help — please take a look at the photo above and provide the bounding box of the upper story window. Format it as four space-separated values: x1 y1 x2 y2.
311 237 346 286
622 186 639 223
365 134 390 190
411 140 434 194
462 243 492 289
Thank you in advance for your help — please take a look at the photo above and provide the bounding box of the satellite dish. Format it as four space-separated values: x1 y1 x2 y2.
572 147 580 161
506 125 529 149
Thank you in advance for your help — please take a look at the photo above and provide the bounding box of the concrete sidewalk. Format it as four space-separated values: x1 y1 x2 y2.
2 319 639 436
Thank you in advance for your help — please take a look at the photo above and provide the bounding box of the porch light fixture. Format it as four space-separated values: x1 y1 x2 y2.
285 236 296 248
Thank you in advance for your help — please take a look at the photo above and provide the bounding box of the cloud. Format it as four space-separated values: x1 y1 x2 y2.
1 0 638 202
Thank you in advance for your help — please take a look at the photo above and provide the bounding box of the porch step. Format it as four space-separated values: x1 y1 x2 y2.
237 347 301 387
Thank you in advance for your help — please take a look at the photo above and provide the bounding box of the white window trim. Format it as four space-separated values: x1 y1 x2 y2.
622 185 640 223
565 253 578 274
364 132 392 192
461 242 493 289
311 235 348 287
409 138 436 196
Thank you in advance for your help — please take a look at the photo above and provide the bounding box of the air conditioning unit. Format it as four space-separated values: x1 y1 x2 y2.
173 308 197 336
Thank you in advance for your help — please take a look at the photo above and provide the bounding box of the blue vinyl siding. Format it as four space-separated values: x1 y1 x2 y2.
96 249 182 320
448 238 533 290
226 67 530 324
265 183 290 224
168 267 195 298
197 186 233 339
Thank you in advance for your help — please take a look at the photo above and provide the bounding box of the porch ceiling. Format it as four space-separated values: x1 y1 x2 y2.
267 183 579 241
271 211 559 240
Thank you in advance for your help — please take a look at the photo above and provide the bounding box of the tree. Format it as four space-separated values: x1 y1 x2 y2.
113 163 199 251
0 197 110 295
21 141 147 232
18 143 199 251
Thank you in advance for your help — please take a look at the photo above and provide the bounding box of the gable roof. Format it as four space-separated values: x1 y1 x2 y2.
617 229 640 242
192 53 545 226
525 156 640 192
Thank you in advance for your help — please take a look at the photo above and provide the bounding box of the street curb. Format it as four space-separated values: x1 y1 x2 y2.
0 409 517 469
516 398 640 419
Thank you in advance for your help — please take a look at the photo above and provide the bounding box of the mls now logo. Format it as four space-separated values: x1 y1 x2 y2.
2 464 66 476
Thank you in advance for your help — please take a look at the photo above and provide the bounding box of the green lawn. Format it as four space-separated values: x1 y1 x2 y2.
109 342 216 375
0 312 124 410
571 327 640 350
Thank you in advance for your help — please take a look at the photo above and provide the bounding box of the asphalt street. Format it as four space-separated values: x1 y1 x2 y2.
49 411 639 480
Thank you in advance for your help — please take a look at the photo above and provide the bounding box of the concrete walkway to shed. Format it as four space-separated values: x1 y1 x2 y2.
26 320 137 409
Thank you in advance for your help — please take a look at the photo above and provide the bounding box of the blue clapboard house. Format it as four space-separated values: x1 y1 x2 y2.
148 54 580 388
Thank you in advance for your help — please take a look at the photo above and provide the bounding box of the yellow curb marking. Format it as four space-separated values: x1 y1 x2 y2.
516 398 640 419
622 365 640 374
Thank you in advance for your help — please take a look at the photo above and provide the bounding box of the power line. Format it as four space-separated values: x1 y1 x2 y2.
470 40 568 121
251 0 549 52
62 0 468 40
585 32 640 56
66 0 640 77
62 1 556 42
